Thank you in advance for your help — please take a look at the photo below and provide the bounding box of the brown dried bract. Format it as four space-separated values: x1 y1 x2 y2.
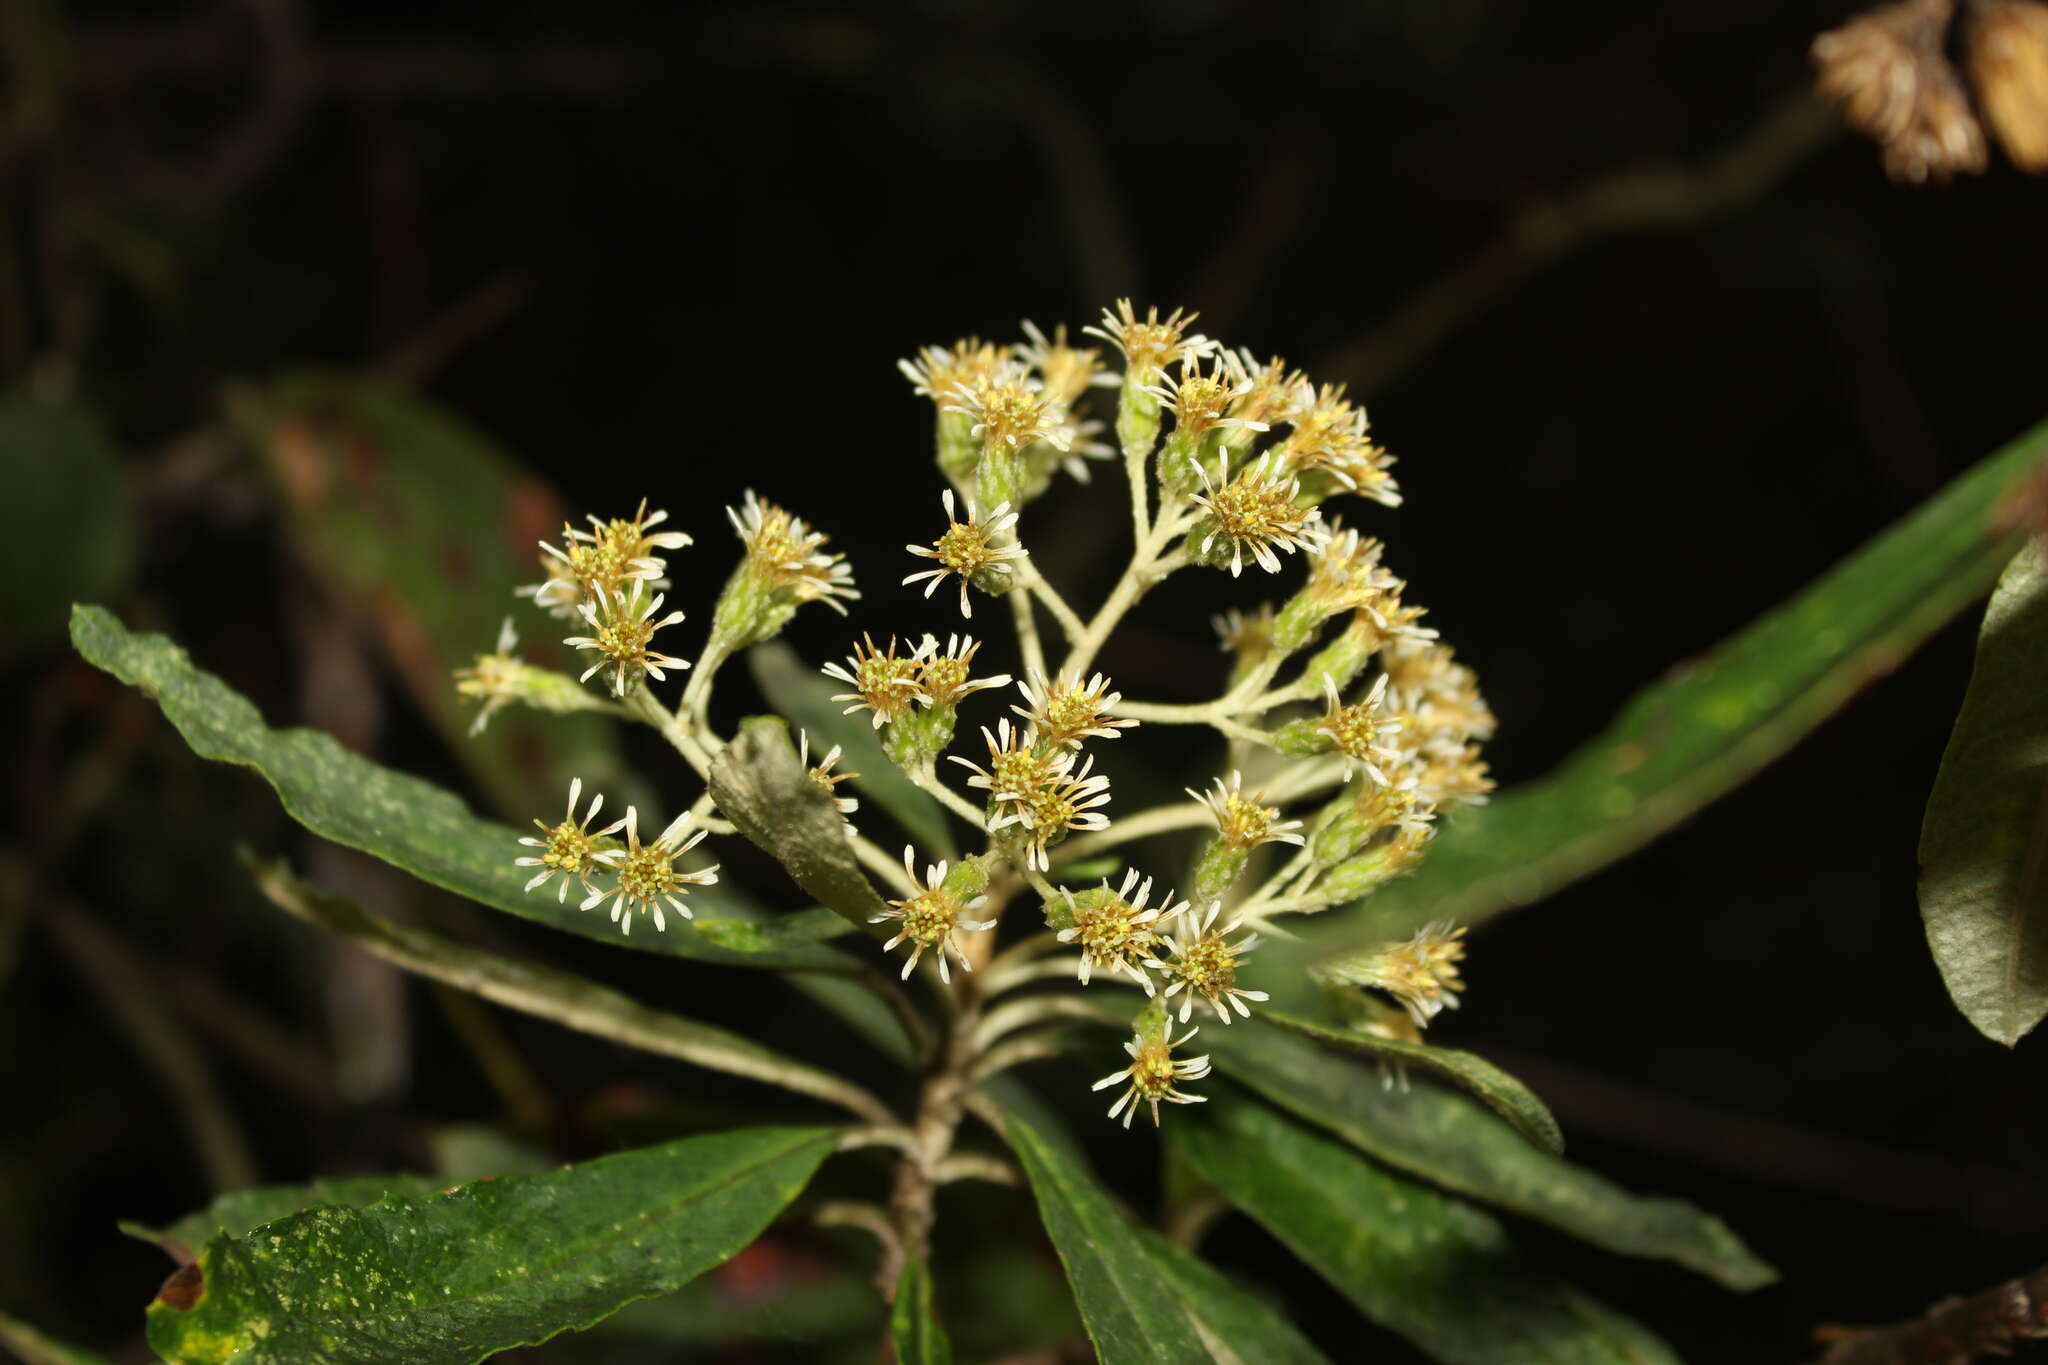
155 1260 204 1312
1968 0 2048 171
1812 0 1991 182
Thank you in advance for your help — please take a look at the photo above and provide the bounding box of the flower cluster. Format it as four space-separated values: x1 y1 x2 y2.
468 299 1492 1134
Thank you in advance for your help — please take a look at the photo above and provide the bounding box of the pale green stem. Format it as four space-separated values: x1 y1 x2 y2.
1263 755 1347 804
1053 800 1214 863
1007 579 1048 680
686 789 735 835
1020 565 1087 646
838 1125 922 1156
981 954 1091 998
1123 430 1152 544
622 685 716 777
980 929 1067 989
972 991 1127 1050
1062 519 1190 678
908 768 989 830
936 1151 1020 1186
851 833 921 897
679 636 731 726
970 1033 1073 1083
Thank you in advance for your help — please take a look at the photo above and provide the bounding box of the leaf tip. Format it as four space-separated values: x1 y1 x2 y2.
155 1261 205 1313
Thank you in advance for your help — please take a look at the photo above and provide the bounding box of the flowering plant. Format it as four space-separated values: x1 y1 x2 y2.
76 302 1796 1362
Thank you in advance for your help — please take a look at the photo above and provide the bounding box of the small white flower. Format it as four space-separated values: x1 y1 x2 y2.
869 847 995 982
1145 903 1270 1024
1091 1026 1212 1129
515 777 621 902
902 490 1025 619
583 806 718 935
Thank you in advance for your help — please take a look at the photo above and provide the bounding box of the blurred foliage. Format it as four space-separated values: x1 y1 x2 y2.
0 397 131 658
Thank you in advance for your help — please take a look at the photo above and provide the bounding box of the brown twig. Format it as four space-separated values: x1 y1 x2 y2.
1319 94 1837 399
1813 1262 2048 1364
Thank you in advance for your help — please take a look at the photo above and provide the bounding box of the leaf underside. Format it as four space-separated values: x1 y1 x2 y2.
68 605 853 969
1202 1019 1776 1291
1919 536 2048 1045
1169 1095 1679 1365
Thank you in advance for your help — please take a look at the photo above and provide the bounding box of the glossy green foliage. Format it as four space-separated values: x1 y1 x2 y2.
69 606 853 968
1921 536 2048 1045
890 1258 955 1365
1002 1113 1332 1364
1169 1096 1678 1364
121 1175 445 1262
1263 1009 1564 1155
145 1127 834 1365
0 396 131 657
1201 1020 1775 1291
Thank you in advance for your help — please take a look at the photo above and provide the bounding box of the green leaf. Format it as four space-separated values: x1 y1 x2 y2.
121 1175 445 1261
1169 1096 1678 1365
1133 1229 1332 1365
708 715 897 935
0 396 132 658
145 1126 835 1365
0 1309 111 1365
250 858 896 1126
232 373 619 816
750 641 955 858
1202 1019 1775 1291
1001 1112 1332 1364
1921 536 2048 1046
890 1258 954 1365
1315 416 2048 951
1263 1009 1564 1156
69 605 853 969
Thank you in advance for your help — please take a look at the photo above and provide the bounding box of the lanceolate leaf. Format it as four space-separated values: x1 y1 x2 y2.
1920 536 2048 1046
1169 1096 1679 1365
709 715 898 935
251 859 897 1126
1263 1009 1565 1156
69 606 854 970
750 641 955 858
1316 416 2048 953
121 1175 445 1262
1001 1113 1332 1364
145 1126 835 1365
1203 1019 1775 1291
1134 1228 1332 1365
891 1258 955 1365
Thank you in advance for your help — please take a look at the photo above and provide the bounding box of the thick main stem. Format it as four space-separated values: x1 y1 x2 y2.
886 973 983 1283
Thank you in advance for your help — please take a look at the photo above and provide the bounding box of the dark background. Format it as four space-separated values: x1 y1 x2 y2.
4 0 2047 1360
